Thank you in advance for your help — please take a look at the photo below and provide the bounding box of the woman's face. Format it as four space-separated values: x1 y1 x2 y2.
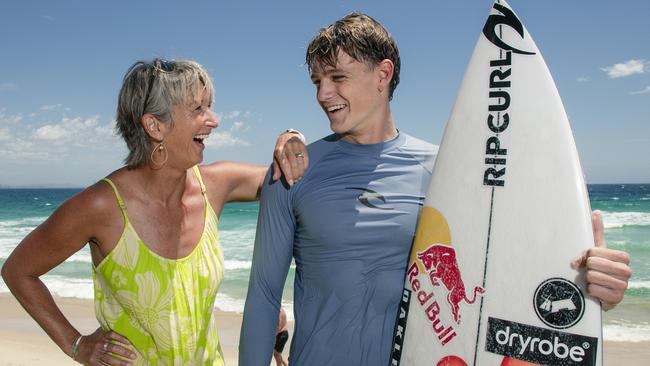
163 86 218 169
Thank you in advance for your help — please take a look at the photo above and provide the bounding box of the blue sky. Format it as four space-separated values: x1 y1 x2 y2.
1 0 648 186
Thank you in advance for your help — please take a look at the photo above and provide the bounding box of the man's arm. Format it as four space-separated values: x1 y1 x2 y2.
572 210 632 310
239 170 296 365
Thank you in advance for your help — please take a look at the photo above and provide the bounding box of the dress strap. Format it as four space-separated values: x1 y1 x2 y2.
191 166 207 195
101 178 128 220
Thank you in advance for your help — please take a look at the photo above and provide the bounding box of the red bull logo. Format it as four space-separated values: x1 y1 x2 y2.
417 244 485 324
407 207 485 346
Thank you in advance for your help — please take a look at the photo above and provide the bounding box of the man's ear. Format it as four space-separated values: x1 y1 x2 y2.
140 114 164 141
376 59 394 93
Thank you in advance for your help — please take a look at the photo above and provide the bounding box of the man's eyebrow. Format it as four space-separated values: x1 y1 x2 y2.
311 67 345 78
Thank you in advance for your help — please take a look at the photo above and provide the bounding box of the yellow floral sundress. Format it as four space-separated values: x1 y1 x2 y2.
93 166 224 365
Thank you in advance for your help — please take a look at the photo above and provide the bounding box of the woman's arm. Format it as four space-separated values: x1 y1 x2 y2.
1 183 135 364
201 130 309 209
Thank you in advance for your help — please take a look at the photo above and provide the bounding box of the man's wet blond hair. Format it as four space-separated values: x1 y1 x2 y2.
306 12 401 100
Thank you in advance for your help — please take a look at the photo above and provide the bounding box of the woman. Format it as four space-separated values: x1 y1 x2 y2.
1 59 305 365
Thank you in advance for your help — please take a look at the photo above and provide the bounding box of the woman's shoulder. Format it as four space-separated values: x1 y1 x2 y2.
60 170 126 220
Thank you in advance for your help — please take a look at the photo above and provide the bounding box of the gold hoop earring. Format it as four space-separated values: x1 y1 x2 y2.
150 141 168 168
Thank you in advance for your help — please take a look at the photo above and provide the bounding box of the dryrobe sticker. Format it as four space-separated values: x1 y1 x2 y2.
485 317 597 365
534 278 585 329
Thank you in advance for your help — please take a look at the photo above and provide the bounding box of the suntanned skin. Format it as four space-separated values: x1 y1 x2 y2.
1 84 307 366
310 51 397 145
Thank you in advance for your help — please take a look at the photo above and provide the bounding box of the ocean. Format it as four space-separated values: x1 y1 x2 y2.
1 185 648 342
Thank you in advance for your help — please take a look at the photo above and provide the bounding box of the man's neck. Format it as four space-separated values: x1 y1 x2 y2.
340 125 398 145
340 106 398 144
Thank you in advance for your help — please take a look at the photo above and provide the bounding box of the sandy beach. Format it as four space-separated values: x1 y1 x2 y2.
0 294 646 365
0 294 291 366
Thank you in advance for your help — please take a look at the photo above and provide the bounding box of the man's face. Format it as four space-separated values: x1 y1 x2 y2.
310 50 387 142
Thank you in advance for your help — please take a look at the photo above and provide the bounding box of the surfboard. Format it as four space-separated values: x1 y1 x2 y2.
390 1 602 365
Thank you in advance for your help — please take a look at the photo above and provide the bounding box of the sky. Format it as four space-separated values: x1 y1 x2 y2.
1 0 648 186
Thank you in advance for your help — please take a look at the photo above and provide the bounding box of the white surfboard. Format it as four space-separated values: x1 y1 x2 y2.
390 1 602 365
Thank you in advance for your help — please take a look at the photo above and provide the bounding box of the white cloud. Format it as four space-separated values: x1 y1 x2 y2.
601 59 646 78
94 122 118 138
0 82 17 91
41 104 63 111
33 124 68 141
31 116 100 143
222 111 241 120
218 110 252 121
204 131 250 148
0 113 120 162
0 110 23 125
232 121 246 131
1 138 50 160
204 111 253 148
577 76 589 82
630 86 650 95
0 128 12 141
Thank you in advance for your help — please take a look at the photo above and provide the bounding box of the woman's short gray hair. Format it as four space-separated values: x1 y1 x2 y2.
116 59 214 168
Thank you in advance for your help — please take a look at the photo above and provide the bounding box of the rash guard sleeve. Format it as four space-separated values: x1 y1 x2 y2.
239 169 295 366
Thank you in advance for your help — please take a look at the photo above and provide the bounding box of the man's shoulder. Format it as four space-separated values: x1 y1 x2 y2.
305 133 341 164
400 132 437 152
398 132 438 172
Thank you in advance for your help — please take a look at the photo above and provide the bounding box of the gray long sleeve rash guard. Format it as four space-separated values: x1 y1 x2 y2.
240 132 436 366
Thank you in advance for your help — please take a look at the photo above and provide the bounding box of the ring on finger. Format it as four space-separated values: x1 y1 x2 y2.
294 152 304 158
103 341 109 353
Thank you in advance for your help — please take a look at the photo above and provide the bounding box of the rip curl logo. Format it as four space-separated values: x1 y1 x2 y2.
483 2 536 55
346 187 394 210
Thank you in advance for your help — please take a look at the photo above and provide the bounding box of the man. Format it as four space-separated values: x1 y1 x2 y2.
240 13 631 365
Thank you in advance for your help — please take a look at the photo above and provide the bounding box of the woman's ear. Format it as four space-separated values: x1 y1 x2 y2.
140 114 164 141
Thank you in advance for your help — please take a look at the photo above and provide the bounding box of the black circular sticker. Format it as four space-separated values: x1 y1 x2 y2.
534 278 585 329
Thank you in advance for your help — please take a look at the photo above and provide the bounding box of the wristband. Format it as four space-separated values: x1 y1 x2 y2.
283 128 306 143
274 329 289 353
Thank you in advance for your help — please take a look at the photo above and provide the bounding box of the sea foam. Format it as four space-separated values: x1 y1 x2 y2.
603 322 650 342
601 211 650 229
